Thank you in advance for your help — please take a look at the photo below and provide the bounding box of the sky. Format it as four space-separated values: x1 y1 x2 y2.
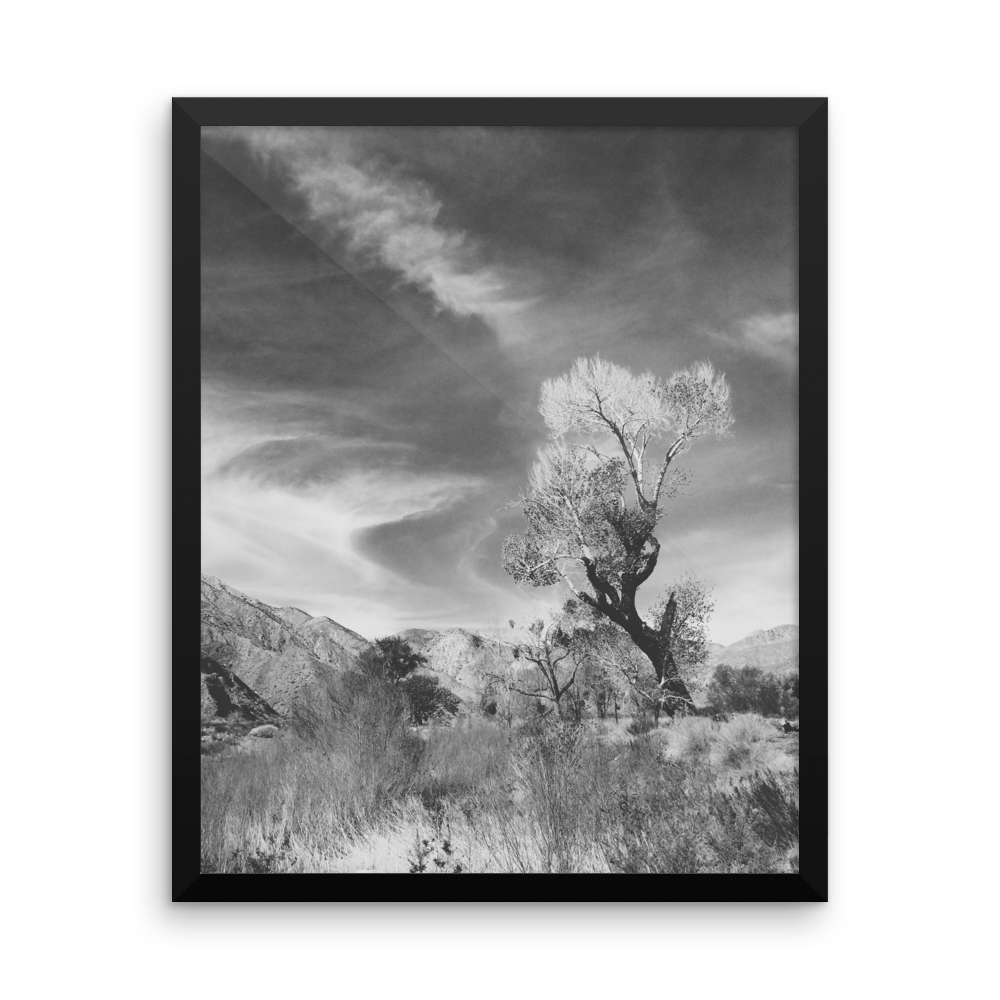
200 126 798 645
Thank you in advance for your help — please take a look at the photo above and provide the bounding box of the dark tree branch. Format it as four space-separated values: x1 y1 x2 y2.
634 538 660 587
582 556 620 607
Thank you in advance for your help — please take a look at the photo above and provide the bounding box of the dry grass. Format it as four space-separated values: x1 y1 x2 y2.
710 713 790 778
665 715 717 761
202 711 799 874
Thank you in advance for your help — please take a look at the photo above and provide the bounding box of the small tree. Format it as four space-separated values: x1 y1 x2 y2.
707 664 784 716
650 574 715 681
509 617 578 719
472 623 521 726
482 613 583 720
647 574 717 709
502 355 733 715
304 635 428 767
361 635 428 684
563 681 590 724
780 672 800 718
400 674 461 725
568 618 633 724
577 656 615 720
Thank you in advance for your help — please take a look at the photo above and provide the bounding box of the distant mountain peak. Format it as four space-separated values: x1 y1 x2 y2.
707 624 798 674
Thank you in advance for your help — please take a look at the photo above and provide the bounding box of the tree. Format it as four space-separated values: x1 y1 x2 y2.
571 616 672 721
647 573 716 704
502 355 733 715
706 664 784 716
303 635 424 755
400 674 461 725
287 636 429 804
360 635 428 684
568 617 633 724
472 624 525 726
482 612 583 720
780 672 800 718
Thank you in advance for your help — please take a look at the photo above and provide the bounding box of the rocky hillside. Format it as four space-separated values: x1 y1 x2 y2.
396 627 512 704
200 575 798 726
201 576 371 716
706 624 799 675
200 654 281 723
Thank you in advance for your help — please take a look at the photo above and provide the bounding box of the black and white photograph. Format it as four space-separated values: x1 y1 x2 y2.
178 101 826 891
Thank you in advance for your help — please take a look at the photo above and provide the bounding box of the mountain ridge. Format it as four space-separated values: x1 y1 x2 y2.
707 623 798 674
200 576 799 721
200 575 371 716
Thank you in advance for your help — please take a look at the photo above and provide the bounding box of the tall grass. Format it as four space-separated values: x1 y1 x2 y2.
202 711 798 874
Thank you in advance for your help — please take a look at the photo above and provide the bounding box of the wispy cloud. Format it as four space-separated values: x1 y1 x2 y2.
706 311 799 367
202 454 488 635
207 127 532 336
740 313 798 363
200 389 537 635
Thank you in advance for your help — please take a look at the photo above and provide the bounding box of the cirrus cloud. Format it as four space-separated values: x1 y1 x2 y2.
205 127 533 336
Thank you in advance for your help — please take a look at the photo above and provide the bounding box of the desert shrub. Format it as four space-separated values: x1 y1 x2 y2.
707 664 784 716
563 685 590 723
289 666 424 813
671 715 717 760
221 708 254 729
596 745 794 874
702 797 787 872
779 671 799 718
206 842 290 874
740 768 799 852
357 635 428 683
626 715 656 736
400 674 460 725
590 680 609 720
407 798 465 873
710 713 784 776
417 718 512 799
475 674 538 727
505 722 607 872
201 739 286 871
598 772 702 873
590 736 708 872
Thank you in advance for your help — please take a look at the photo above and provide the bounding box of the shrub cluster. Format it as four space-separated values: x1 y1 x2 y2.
706 664 798 718
400 674 461 725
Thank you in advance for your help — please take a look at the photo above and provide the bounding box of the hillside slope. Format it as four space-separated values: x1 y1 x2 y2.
200 576 371 716
707 624 799 674
396 627 511 704
200 654 281 723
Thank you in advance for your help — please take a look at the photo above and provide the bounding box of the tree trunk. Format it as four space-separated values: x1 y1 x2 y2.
658 672 694 717
628 627 694 717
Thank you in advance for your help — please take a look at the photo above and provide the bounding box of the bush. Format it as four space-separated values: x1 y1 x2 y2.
779 672 799 718
400 674 460 725
407 798 465 873
710 713 785 776
626 715 656 736
289 666 424 813
563 685 590 723
707 664 785 716
360 636 427 683
671 716 716 760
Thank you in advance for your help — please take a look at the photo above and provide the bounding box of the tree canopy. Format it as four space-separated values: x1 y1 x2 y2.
359 635 428 684
502 355 733 714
